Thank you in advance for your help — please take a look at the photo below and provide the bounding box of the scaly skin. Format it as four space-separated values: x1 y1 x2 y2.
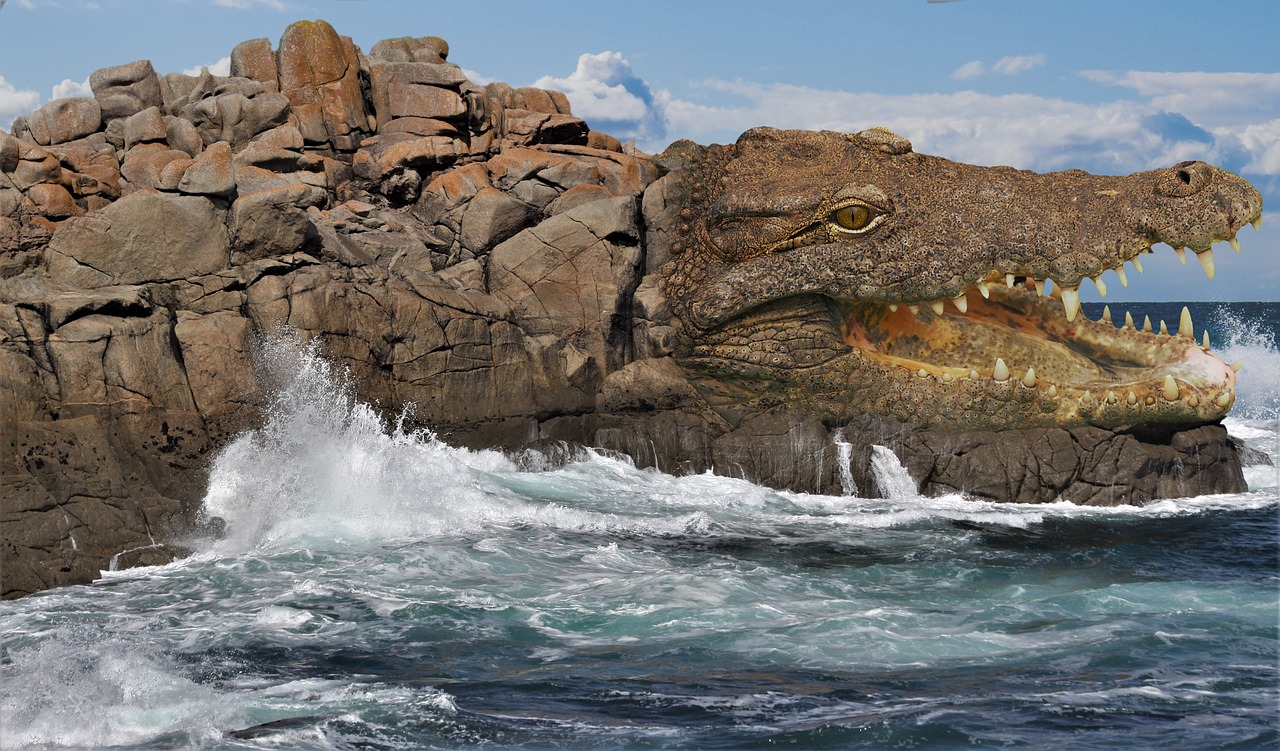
658 127 1264 430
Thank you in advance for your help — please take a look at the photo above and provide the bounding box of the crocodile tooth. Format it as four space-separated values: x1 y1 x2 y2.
1006 273 1015 288
1188 394 1200 408
1228 236 1240 253
1127 391 1138 405
1230 360 1243 373
952 294 968 313
1174 246 1187 264
1022 367 1037 388
993 358 1010 382
1195 248 1215 280
1163 375 1178 401
1251 217 1262 230
1202 331 1210 349
1216 391 1232 407
1131 255 1143 273
1124 311 1135 330
942 373 955 383
1105 390 1118 404
1100 305 1112 324
1179 306 1193 338
1114 266 1128 287
1047 384 1057 398
1142 315 1152 333
1159 320 1168 335
918 368 929 378
908 304 920 315
930 300 945 315
969 369 979 380
1061 286 1080 322
1034 279 1045 296
1092 276 1107 297
1145 395 1155 405
888 303 898 312
976 280 990 299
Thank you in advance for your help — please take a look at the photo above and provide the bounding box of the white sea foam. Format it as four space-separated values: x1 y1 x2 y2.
195 332 1278 565
1212 305 1280 420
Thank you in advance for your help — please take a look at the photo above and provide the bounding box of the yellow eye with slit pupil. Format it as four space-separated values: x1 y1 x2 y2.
833 205 874 231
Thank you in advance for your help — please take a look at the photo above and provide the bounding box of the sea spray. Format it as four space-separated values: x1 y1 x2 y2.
1 326 1276 750
1212 305 1280 420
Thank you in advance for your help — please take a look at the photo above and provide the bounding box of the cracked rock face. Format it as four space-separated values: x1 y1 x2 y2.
0 20 1261 599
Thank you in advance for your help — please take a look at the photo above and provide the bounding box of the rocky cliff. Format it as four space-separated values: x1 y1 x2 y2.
0 21 1247 599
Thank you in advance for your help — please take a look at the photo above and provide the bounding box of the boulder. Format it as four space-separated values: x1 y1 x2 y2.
25 183 80 218
25 98 102 146
230 184 326 260
165 116 203 157
120 142 190 191
123 106 168 149
89 59 164 121
368 36 449 63
182 92 291 149
276 20 369 150
352 135 466 181
46 140 121 200
230 38 280 92
46 191 229 287
0 132 19 174
489 195 643 372
458 187 536 254
177 140 235 197
369 62 469 128
9 141 62 191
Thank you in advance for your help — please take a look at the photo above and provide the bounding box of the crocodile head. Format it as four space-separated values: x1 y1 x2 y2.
658 127 1263 430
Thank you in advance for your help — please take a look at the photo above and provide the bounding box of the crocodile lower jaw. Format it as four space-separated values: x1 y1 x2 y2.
842 283 1237 427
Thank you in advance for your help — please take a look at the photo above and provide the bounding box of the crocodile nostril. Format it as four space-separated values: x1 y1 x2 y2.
1155 161 1212 197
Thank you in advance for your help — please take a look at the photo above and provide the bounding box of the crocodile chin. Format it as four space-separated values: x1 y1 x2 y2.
841 279 1237 429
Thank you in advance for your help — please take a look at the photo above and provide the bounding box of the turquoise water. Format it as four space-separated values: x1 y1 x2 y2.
1 304 1277 750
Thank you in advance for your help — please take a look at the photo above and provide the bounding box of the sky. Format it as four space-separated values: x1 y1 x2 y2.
1 0 1277 303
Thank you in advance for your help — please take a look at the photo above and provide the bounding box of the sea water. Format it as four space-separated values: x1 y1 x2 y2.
1 303 1276 750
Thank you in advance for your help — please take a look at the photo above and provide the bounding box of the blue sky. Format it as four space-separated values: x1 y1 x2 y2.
1 0 1277 302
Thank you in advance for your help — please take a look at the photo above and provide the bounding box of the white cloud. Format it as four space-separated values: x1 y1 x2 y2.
50 76 91 100
992 54 1046 76
0 75 40 130
182 56 231 77
951 61 986 81
1082 70 1280 131
952 54 1045 81
655 78 1277 176
533 51 665 144
213 0 288 9
461 68 493 86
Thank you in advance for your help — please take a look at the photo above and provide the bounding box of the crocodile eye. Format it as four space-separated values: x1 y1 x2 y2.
831 204 880 233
